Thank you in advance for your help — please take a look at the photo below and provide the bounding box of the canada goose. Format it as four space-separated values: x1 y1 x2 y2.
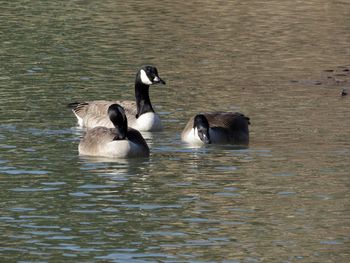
78 104 150 158
181 112 250 145
70 65 166 131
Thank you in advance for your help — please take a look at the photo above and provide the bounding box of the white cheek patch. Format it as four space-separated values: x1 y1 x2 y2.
140 69 153 85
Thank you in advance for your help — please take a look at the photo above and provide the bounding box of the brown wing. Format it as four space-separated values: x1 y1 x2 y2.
72 100 136 118
204 112 250 144
117 101 138 127
71 100 137 128
79 127 117 155
203 112 250 130
118 101 137 119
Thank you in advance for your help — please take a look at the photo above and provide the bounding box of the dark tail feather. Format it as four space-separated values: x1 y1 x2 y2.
68 102 80 109
234 112 251 125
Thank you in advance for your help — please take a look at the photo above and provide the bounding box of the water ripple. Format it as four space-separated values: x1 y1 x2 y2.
11 187 60 192
3 169 49 175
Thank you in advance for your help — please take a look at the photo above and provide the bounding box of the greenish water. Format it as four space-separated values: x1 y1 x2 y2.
1 1 350 262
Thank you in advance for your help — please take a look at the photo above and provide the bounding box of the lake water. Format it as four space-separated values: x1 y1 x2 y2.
1 1 350 262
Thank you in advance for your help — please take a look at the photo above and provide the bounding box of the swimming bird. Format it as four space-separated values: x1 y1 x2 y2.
181 112 250 145
78 104 150 158
70 65 166 131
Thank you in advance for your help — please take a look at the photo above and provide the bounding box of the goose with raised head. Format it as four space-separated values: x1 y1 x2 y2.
70 65 166 131
181 112 250 146
78 104 150 158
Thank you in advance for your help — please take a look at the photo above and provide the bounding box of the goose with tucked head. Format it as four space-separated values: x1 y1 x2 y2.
181 112 250 146
78 104 150 158
70 65 166 131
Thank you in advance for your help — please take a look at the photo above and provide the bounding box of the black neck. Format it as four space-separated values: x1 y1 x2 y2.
113 125 127 140
110 111 128 140
135 79 154 118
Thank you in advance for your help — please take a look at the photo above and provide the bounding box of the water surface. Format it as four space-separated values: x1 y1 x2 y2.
1 0 350 262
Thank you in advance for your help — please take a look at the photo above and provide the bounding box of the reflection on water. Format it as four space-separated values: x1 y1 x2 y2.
1 0 350 262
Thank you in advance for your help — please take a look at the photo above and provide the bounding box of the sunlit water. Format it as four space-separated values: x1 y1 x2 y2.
1 1 350 262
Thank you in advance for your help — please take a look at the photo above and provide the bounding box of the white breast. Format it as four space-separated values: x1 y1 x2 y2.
134 112 163 131
182 128 204 145
182 128 227 145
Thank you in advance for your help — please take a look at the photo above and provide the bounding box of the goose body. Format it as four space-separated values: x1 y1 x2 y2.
70 65 165 131
78 104 150 158
181 112 250 146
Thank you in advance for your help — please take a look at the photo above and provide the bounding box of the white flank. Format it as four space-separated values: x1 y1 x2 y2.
79 138 148 158
104 140 146 158
105 140 131 158
140 69 153 85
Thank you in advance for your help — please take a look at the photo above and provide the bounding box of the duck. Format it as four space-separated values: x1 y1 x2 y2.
181 112 250 145
78 104 150 158
70 65 166 131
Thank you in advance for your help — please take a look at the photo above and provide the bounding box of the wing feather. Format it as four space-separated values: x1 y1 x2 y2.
71 100 138 129
79 127 117 155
